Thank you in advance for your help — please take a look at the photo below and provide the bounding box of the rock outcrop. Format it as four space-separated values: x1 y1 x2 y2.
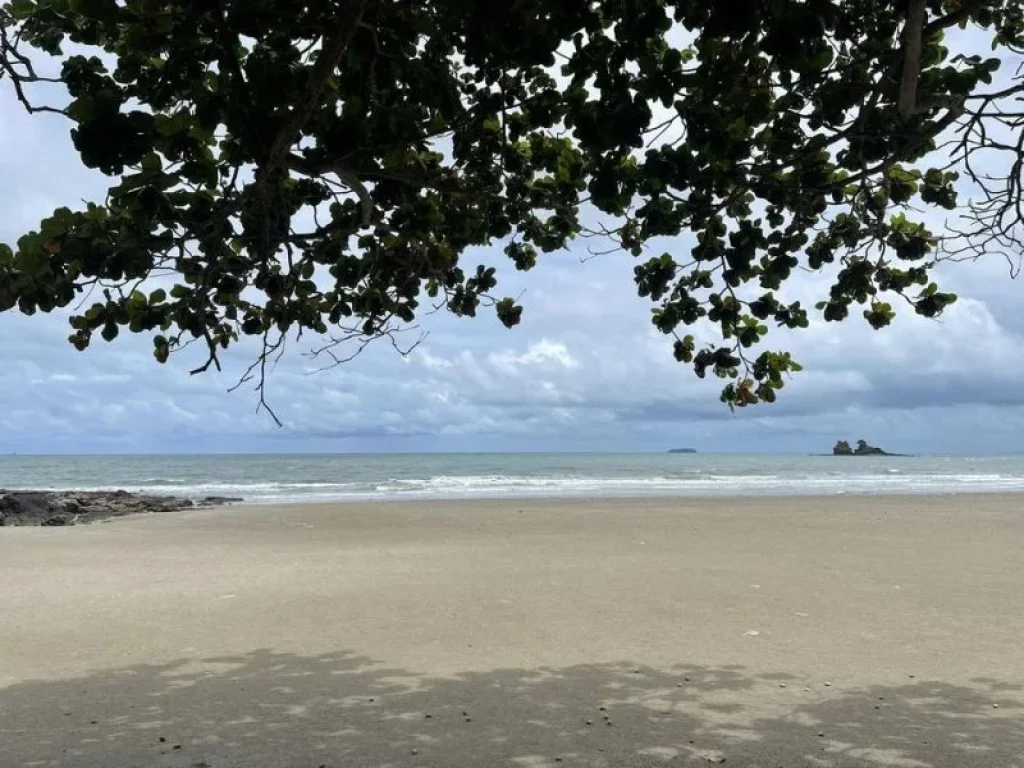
832 439 889 456
0 490 242 527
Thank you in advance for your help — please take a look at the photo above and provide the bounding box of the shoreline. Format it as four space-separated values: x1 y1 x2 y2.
5 489 1024 526
231 488 1024 507
28 488 1024 526
160 487 1024 514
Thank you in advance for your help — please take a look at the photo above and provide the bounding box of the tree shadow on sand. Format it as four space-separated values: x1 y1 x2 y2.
0 650 1021 767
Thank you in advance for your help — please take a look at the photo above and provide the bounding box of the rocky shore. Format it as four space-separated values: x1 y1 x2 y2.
0 490 242 527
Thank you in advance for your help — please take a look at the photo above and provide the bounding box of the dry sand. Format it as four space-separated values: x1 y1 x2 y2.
1 494 1023 767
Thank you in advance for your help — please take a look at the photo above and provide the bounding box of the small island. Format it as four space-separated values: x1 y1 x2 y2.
667 448 697 454
832 439 895 456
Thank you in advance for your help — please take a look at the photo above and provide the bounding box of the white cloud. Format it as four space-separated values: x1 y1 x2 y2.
3 36 1024 454
489 339 580 371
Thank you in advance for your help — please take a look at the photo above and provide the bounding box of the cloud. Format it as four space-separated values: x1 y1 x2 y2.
2 37 1024 455
490 339 580 371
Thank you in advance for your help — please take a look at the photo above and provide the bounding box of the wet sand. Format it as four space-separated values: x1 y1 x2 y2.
1 495 1023 767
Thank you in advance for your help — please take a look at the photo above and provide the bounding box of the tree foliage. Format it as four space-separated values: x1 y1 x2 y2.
1 0 1022 419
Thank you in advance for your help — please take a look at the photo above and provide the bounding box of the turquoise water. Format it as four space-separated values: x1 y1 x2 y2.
3 453 1024 503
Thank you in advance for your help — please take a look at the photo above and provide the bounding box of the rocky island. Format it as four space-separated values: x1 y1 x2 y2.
832 439 895 456
0 490 242 527
667 448 697 454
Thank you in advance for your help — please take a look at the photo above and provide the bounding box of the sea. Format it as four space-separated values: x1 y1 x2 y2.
3 453 1024 504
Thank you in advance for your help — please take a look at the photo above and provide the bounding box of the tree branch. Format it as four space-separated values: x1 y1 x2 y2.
262 2 366 174
921 0 985 38
899 0 926 119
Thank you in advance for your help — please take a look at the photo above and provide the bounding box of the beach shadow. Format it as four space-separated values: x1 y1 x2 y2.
0 650 1021 767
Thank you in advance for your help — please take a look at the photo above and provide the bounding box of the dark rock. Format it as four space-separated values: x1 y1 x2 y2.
854 439 887 455
197 496 244 506
832 439 892 456
0 490 240 527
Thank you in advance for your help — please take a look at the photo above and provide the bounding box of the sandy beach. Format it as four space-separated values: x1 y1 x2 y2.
1 494 1022 767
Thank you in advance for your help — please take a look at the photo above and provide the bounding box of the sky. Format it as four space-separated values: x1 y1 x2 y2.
2 32 1023 455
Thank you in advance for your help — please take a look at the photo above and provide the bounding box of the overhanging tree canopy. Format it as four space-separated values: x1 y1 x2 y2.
1 0 1022 420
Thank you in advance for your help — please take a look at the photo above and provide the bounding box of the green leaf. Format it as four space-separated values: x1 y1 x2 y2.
7 0 36 20
0 0 1006 418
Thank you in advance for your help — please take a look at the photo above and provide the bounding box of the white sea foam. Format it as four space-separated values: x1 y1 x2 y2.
121 472 1024 503
5 454 1024 504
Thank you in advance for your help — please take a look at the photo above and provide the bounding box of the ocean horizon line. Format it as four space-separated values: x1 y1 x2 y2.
2 449 1016 459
